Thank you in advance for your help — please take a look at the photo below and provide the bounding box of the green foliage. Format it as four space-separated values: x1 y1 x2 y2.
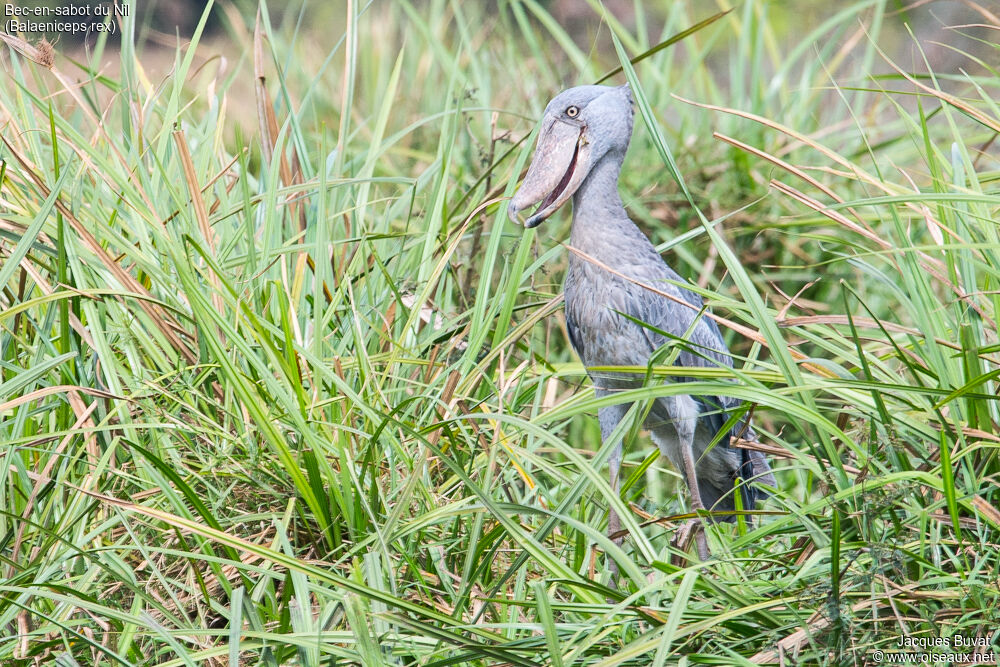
1 0 998 664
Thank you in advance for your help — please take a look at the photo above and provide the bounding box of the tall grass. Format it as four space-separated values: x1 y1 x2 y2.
1 0 998 664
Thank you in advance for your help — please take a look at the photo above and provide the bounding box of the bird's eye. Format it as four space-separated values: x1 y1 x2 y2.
566 105 579 118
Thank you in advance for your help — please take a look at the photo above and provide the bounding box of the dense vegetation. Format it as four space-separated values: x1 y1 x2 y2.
1 0 998 664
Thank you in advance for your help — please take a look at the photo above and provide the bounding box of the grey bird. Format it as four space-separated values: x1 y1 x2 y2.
507 84 774 562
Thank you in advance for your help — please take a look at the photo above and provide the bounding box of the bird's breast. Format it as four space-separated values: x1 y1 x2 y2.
563 215 708 378
564 259 657 371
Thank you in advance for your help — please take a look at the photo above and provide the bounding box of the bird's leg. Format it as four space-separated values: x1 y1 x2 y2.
608 439 623 549
598 401 628 580
674 399 710 561
679 437 710 561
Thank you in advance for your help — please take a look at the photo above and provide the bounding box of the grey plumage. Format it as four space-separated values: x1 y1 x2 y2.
508 84 774 559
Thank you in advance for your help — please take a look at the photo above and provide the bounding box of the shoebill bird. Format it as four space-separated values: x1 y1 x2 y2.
507 84 774 561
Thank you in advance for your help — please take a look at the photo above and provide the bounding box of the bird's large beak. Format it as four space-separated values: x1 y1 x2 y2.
508 118 591 228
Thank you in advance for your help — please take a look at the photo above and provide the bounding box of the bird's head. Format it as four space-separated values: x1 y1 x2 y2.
508 84 634 228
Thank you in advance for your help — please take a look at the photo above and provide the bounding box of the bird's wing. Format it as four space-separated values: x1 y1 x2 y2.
632 264 757 436
632 264 733 371
632 273 774 504
565 306 585 360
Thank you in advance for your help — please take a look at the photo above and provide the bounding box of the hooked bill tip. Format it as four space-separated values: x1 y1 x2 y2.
509 198 547 228
524 212 546 228
507 200 519 224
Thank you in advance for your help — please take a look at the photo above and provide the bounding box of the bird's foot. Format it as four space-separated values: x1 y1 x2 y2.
672 518 710 564
694 523 710 561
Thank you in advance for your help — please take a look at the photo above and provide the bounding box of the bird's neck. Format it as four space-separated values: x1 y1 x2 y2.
570 151 630 249
573 151 624 215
